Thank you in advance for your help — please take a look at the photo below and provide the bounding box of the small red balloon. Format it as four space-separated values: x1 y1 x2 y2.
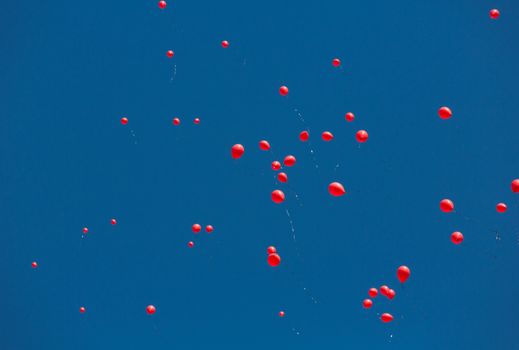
279 86 289 96
277 172 288 183
267 253 281 267
496 203 507 213
271 190 285 204
397 266 411 283
146 305 156 315
194 118 200 124
490 9 500 19
283 155 296 167
345 112 355 122
387 289 396 300
111 218 117 225
356 130 368 143
440 199 454 213
451 231 464 245
299 131 309 142
79 307 86 314
259 140 270 151
380 285 389 296
173 117 180 125
267 246 277 254
322 131 334 141
231 144 245 159
120 117 128 125
188 241 194 248
279 311 285 317
192 224 201 233
221 40 229 48
362 299 373 309
332 58 341 67
166 50 174 58
381 313 393 323
368 288 378 298
205 225 214 233
31 261 38 268
328 182 346 197
158 1 167 9
271 161 281 171
438 106 452 119
511 179 519 193
82 227 88 234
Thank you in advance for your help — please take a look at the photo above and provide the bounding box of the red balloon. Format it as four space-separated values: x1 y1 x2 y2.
332 58 341 67
166 50 174 58
283 155 296 167
451 231 464 245
231 144 245 159
381 313 393 323
397 266 411 283
31 261 38 268
299 131 309 142
120 117 128 125
277 172 288 183
267 253 281 266
267 246 277 254
511 179 519 193
221 40 229 48
322 131 334 141
188 241 194 248
438 106 452 119
345 112 355 122
279 311 285 317
279 86 289 96
496 203 507 213
271 161 281 171
79 307 86 314
173 117 180 125
158 1 167 9
440 199 454 213
368 288 378 298
380 285 389 296
194 118 200 124
82 227 88 234
259 140 271 151
111 218 117 225
356 130 368 143
192 224 201 233
362 299 373 309
271 190 285 204
328 182 346 197
146 305 156 315
490 9 500 19
205 225 214 233
387 289 396 300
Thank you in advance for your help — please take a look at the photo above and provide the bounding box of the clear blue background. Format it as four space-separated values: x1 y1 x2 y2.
1 0 519 349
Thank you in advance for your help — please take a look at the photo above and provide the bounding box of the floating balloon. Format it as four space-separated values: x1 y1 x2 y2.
111 218 117 225
82 227 88 234
205 225 214 233
272 161 281 171
328 182 346 197
79 307 86 314
451 231 463 245
31 261 38 268
440 199 454 213
387 289 396 300
194 118 200 125
221 40 229 48
490 9 500 19
512 179 519 193
438 106 452 119
259 140 271 151
188 241 194 248
381 313 393 323
192 224 201 233
397 266 411 283
277 172 288 183
279 311 285 317
173 118 180 125
166 50 174 58
496 203 507 213
231 144 245 159
267 246 277 254
146 305 156 315
267 253 281 267
332 58 341 67
279 86 289 96
356 130 368 143
368 288 378 298
158 1 167 9
120 117 128 125
284 155 296 167
362 299 373 309
380 285 389 296
322 131 334 141
271 190 285 204
345 112 355 122
299 131 309 142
